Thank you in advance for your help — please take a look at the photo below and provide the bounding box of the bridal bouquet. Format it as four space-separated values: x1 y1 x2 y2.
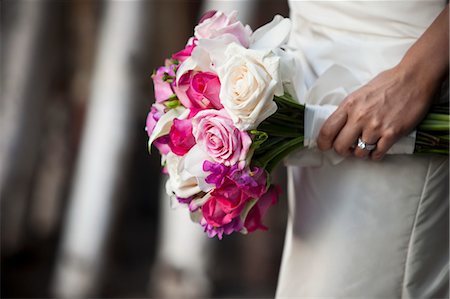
146 11 297 239
146 11 449 239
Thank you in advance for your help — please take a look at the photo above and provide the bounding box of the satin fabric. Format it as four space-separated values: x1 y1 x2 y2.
276 1 449 298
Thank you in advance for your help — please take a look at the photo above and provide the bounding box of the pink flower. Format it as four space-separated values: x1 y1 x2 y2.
192 109 251 168
174 71 223 110
145 103 165 137
194 11 252 48
201 217 243 240
198 10 217 24
168 118 195 156
202 177 250 227
229 166 268 198
146 103 171 155
203 160 229 187
244 185 279 232
154 135 171 155
202 197 231 227
152 66 176 103
172 38 197 63
202 161 268 198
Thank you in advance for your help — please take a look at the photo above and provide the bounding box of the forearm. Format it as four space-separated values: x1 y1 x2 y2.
398 5 449 95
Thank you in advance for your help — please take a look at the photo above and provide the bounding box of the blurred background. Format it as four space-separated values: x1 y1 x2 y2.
1 0 290 298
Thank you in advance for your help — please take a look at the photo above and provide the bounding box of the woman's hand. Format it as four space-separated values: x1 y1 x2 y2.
317 65 435 160
317 5 448 160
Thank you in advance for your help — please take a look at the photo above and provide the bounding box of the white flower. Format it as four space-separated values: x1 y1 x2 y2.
165 151 202 199
180 144 214 192
148 107 188 146
176 35 236 82
165 144 215 199
250 15 291 51
217 43 282 130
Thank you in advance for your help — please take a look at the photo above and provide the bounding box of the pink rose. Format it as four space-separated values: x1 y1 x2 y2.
152 65 176 102
198 10 217 24
202 197 232 227
194 11 252 48
202 178 250 227
244 185 279 232
192 109 251 168
168 118 195 156
172 38 197 63
174 71 222 110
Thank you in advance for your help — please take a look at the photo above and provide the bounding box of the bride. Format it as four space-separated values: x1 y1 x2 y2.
276 1 449 297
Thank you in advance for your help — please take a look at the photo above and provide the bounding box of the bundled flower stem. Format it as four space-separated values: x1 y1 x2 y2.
415 104 449 154
253 95 449 173
252 94 305 173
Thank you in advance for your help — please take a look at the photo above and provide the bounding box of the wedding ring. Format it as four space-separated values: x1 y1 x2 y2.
357 138 377 151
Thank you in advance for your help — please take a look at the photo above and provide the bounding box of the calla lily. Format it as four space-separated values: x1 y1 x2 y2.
250 15 291 51
148 107 188 147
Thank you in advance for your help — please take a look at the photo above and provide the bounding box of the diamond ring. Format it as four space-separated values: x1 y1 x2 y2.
357 138 377 151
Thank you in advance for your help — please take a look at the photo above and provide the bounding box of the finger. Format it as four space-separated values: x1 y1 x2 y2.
371 133 397 161
354 132 380 159
317 109 348 151
332 123 361 157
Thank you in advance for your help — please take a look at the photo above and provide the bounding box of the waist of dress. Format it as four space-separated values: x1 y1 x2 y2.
289 1 444 41
292 13 421 41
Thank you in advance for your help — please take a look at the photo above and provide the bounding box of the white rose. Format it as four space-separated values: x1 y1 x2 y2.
217 43 282 130
165 144 215 199
165 152 202 199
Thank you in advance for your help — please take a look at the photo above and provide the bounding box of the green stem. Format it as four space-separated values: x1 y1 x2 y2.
266 137 304 173
424 113 450 121
418 124 450 131
269 112 303 124
256 136 304 170
274 95 304 110
264 117 303 128
255 137 285 154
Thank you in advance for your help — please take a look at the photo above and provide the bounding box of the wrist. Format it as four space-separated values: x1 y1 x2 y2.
396 55 446 97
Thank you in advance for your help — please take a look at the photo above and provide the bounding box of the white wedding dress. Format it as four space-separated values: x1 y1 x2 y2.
276 1 449 298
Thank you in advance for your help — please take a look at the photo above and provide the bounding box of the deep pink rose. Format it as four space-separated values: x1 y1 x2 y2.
188 107 202 118
213 177 249 217
172 38 197 63
192 109 251 168
244 185 279 232
152 66 176 102
174 71 222 110
194 11 252 48
168 118 195 156
202 178 250 227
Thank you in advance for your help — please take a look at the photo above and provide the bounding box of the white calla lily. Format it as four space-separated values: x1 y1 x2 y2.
148 107 188 146
250 15 292 51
